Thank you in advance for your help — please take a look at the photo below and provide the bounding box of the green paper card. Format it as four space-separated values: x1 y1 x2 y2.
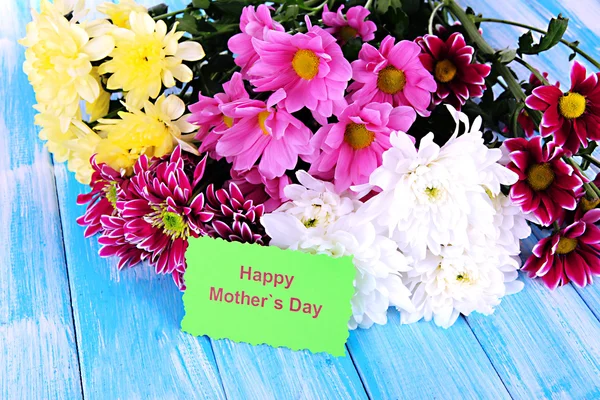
181 237 356 356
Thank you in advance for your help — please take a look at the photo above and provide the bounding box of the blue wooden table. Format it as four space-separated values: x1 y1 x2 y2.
2 0 600 398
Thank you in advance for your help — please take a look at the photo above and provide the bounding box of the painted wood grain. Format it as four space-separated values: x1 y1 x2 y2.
0 1 82 398
347 312 511 399
211 340 368 400
10 0 600 398
44 0 225 398
465 235 600 398
54 162 227 399
452 2 600 398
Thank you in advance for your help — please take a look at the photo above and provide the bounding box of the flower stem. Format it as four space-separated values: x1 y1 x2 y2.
473 17 600 70
153 7 194 21
443 0 542 126
513 57 551 86
365 0 374 11
581 154 600 168
428 3 445 35
565 157 600 198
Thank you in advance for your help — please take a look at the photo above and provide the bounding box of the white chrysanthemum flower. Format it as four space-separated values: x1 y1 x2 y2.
488 193 531 294
275 171 361 232
358 105 518 260
401 244 506 328
262 171 414 330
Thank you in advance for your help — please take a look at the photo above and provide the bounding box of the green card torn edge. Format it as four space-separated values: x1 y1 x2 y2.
181 236 356 357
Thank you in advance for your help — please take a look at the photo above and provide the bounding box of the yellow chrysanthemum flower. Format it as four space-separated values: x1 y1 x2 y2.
94 94 198 172
35 110 103 184
85 67 111 122
97 0 147 29
20 0 115 119
66 126 103 184
99 11 205 109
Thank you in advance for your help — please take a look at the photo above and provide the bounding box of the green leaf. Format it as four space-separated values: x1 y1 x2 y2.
376 0 402 14
177 14 201 35
518 15 568 55
192 0 210 9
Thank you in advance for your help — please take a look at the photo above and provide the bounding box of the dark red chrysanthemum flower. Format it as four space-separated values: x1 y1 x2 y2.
525 61 600 155
504 136 584 226
205 182 267 245
523 209 600 288
416 32 491 109
76 156 129 237
118 147 214 289
515 72 556 137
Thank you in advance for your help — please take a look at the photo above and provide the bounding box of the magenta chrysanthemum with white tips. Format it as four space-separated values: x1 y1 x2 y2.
523 210 600 289
525 61 600 155
504 137 584 226
118 147 214 289
77 156 129 237
416 33 491 109
205 182 267 245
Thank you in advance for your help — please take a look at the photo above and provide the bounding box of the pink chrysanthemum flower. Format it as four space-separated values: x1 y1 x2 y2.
322 5 376 43
227 5 284 77
248 17 352 123
77 156 129 237
216 90 313 179
504 137 583 226
228 167 290 212
415 33 491 110
525 61 600 155
188 72 249 158
308 102 416 192
205 182 267 244
118 147 213 289
523 209 600 289
348 36 436 116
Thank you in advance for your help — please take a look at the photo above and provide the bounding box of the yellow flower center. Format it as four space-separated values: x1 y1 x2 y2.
292 49 320 80
526 163 555 191
434 59 457 83
223 115 233 128
556 237 578 254
344 123 375 150
104 181 118 209
559 92 586 119
339 26 358 42
582 197 600 212
377 65 406 94
258 111 270 135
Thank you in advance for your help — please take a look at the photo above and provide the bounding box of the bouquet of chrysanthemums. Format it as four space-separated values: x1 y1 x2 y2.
22 0 600 329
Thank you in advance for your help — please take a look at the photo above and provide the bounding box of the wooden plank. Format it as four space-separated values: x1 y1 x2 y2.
210 340 368 399
48 0 225 398
0 1 82 398
347 311 511 399
453 1 600 397
52 0 364 398
465 234 600 398
54 163 227 399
